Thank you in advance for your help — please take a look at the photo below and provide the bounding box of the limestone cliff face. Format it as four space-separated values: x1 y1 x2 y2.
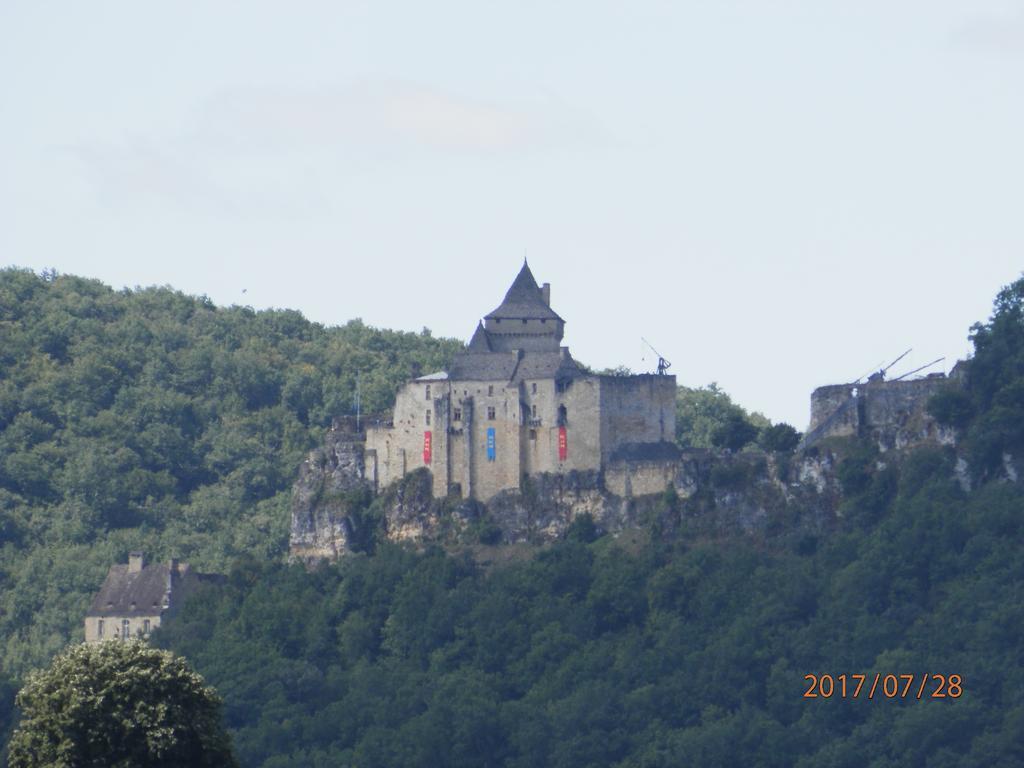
289 427 373 562
289 436 858 561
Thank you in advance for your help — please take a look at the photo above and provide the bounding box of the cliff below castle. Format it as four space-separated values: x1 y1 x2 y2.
289 425 857 562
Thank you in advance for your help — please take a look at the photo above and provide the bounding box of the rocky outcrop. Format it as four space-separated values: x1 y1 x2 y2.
288 436 860 561
289 427 373 563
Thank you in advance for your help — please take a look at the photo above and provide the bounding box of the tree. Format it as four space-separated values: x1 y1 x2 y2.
711 412 759 452
759 422 801 453
676 384 769 449
7 640 237 768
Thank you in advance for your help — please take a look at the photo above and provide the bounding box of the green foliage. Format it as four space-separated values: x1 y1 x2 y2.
675 384 769 450
7 640 237 767
565 513 600 543
927 386 975 429
0 268 461 680
711 413 759 452
938 274 1024 480
149 446 1024 766
5 269 1024 766
759 422 801 453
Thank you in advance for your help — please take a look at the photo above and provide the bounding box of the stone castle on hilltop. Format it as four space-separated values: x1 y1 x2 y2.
363 261 679 501
289 262 967 561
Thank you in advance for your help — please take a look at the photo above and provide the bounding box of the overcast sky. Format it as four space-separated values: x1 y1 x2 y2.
2 1 1022 428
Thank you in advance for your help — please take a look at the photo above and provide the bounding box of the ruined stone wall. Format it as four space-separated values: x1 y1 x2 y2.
806 376 955 450
861 378 947 428
808 384 858 435
599 374 677 463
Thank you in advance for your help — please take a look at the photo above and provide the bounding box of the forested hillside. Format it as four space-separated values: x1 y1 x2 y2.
0 267 772 752
0 268 463 688
151 276 1024 767
5 267 1022 766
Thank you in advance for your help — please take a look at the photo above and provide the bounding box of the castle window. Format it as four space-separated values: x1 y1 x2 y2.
558 405 568 426
143 619 151 634
453 408 462 421
97 620 105 638
522 319 527 324
541 319 546 324
488 385 494 396
529 429 537 440
531 404 537 418
531 382 537 394
425 411 431 426
122 619 130 639
487 406 496 420
425 385 431 400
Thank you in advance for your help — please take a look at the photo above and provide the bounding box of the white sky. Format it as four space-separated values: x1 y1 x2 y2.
2 1 1022 428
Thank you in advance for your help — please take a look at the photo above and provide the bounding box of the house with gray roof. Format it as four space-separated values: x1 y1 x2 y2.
84 553 215 642
363 262 679 501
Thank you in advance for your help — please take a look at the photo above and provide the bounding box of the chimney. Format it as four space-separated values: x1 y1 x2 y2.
541 283 551 306
128 552 144 573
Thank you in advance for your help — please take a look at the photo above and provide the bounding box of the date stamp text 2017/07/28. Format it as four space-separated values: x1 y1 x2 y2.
803 673 963 700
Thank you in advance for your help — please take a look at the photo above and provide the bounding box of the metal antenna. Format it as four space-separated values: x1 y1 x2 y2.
353 373 362 430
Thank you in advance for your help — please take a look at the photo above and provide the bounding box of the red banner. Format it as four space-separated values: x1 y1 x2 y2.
423 431 432 464
558 426 568 461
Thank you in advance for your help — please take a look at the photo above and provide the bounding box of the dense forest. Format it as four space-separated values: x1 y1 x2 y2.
0 267 769 752
4 266 1023 765
0 268 464 715
154 277 1024 767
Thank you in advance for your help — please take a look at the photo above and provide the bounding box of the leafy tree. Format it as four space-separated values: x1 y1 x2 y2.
759 422 800 453
711 412 759 452
7 640 237 767
676 384 768 449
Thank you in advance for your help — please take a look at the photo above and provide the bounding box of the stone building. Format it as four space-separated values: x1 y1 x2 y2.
84 553 214 642
364 262 679 502
801 364 963 451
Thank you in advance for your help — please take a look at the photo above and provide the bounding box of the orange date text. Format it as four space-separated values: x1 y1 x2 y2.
803 673 963 700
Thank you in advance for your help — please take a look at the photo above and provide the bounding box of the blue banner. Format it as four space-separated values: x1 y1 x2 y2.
487 428 496 462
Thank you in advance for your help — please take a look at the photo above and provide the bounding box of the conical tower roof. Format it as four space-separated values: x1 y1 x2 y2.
467 321 492 352
485 261 563 321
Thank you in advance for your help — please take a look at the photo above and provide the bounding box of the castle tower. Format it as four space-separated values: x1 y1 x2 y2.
482 260 564 353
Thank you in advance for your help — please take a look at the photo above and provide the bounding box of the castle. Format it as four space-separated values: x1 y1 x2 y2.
362 262 680 502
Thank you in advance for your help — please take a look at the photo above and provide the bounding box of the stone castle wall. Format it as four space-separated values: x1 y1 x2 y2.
365 372 676 503
599 374 677 464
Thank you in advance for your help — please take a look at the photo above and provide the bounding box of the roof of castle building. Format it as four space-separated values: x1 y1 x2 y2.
513 349 581 381
448 348 581 382
467 321 492 352
485 261 563 322
448 351 520 381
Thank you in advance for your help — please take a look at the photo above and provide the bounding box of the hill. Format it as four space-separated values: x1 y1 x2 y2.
150 274 1024 766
